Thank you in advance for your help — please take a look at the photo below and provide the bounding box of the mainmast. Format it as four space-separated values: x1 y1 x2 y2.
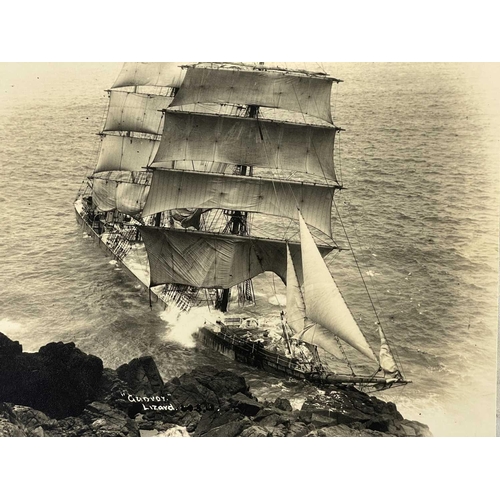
218 100 260 312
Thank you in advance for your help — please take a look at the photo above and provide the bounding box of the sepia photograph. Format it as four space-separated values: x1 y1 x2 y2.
0 3 499 496
1 60 497 440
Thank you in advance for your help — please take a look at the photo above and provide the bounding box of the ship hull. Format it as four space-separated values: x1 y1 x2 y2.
196 326 310 380
195 326 402 388
74 201 168 309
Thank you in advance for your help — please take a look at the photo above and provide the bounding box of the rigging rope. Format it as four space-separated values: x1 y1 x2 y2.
333 197 404 376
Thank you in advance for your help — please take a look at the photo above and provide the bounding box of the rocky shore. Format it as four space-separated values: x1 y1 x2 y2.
0 332 431 437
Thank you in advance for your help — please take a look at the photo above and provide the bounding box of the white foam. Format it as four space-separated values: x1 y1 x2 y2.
159 306 223 348
0 318 24 336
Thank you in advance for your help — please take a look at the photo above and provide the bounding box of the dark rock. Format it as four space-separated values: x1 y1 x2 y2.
274 397 293 412
310 412 337 428
286 421 310 437
364 416 391 433
192 367 250 399
11 405 55 430
0 334 431 437
240 425 269 437
203 418 251 437
96 369 131 405
82 401 139 437
194 409 243 436
254 406 295 424
164 374 219 409
175 409 203 433
257 411 294 428
0 332 22 357
117 356 164 396
399 419 432 437
230 392 263 416
0 402 27 437
258 413 284 427
292 410 313 425
0 340 103 419
317 425 359 437
269 425 286 437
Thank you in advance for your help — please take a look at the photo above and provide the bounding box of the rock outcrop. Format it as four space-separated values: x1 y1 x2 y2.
0 333 103 419
0 333 432 437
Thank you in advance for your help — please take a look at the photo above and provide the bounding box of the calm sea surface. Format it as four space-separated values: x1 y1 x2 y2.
0 62 498 436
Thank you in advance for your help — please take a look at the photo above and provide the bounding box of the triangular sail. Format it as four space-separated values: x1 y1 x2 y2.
286 244 306 336
298 211 378 362
286 244 343 359
298 324 344 360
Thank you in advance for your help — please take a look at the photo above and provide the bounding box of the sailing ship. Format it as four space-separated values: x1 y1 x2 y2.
75 62 410 392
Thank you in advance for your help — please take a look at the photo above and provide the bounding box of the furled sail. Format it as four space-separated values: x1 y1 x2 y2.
112 62 188 89
170 66 335 123
171 208 204 230
103 91 173 135
92 173 150 215
95 135 160 173
151 111 337 181
139 226 333 289
143 170 335 236
286 244 343 359
298 212 378 362
378 325 399 375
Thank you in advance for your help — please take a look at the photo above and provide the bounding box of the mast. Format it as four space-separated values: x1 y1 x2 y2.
218 101 259 312
219 63 264 311
90 63 187 217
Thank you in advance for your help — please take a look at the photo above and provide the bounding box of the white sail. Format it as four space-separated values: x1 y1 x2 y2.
112 62 188 89
378 325 399 374
92 173 150 215
139 227 333 289
95 135 160 173
92 177 117 212
151 110 337 181
286 244 343 359
103 91 173 135
286 244 306 336
298 212 378 362
298 324 344 360
143 170 335 236
115 182 150 215
170 66 334 123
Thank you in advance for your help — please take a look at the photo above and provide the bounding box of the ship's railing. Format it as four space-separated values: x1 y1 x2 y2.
107 232 133 261
157 284 199 312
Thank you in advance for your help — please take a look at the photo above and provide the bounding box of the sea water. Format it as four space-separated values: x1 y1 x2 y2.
0 62 498 436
